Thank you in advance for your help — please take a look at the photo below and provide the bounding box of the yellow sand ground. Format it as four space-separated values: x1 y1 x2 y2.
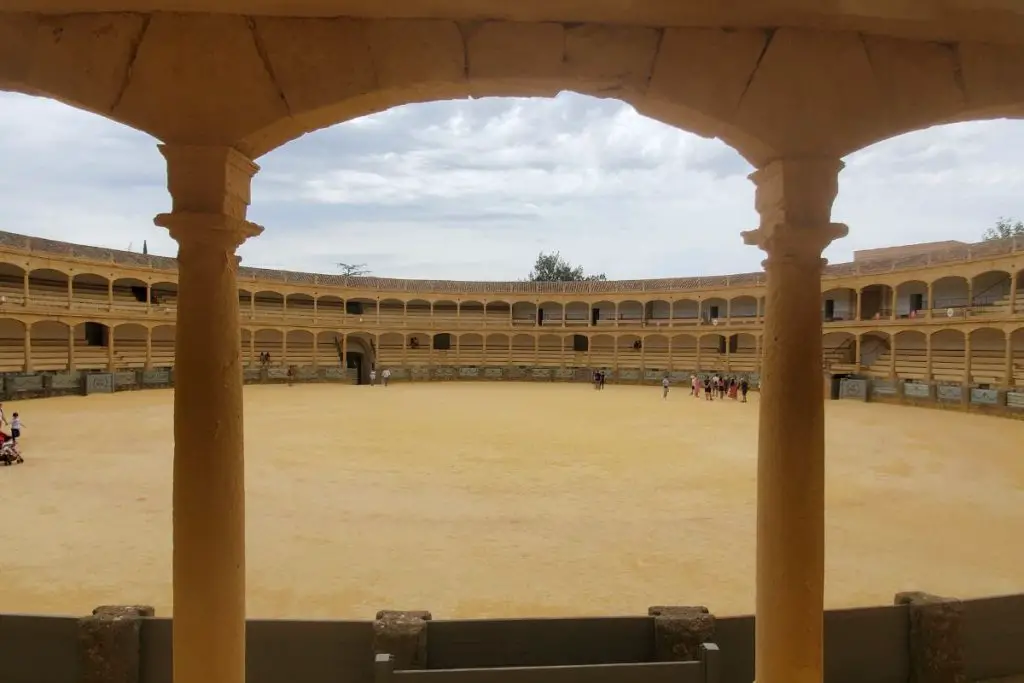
0 383 1022 620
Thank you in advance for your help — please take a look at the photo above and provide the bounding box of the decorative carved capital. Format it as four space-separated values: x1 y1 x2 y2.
154 212 263 251
742 157 848 263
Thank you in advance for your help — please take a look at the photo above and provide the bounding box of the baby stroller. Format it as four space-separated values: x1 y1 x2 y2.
0 431 22 466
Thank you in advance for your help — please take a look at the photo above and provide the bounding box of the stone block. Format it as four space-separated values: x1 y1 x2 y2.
936 385 963 402
372 610 431 670
78 604 154 683
970 388 1000 405
894 592 966 683
7 374 44 393
904 382 932 399
840 378 868 400
484 367 504 380
142 369 171 386
458 366 479 378
48 371 83 390
114 371 136 388
649 605 715 662
85 373 114 395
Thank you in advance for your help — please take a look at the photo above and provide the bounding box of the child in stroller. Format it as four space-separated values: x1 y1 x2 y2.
0 430 22 465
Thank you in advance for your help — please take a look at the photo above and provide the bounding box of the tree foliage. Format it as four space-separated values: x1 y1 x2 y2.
526 251 606 282
983 217 1024 241
337 262 371 276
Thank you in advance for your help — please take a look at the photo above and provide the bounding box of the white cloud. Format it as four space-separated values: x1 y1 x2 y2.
0 90 1021 281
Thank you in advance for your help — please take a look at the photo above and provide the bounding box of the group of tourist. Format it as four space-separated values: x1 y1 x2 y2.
691 374 748 402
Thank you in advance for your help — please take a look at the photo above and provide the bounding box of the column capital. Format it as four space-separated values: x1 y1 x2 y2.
741 157 848 260
156 144 263 250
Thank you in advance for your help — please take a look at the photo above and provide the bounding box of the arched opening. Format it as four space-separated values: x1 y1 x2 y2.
346 297 377 322
645 300 671 327
672 300 700 326
111 277 150 309
432 300 458 328
616 334 642 367
239 290 254 319
29 268 71 307
728 296 759 325
0 263 26 304
149 281 178 313
29 320 69 371
404 332 430 365
510 333 535 365
316 330 344 368
590 334 615 369
731 333 759 372
892 330 927 380
617 300 643 326
643 334 669 369
406 299 431 324
253 291 285 319
285 293 316 321
857 284 894 321
893 280 927 320
0 318 26 372
538 301 563 327
968 327 1008 386
254 329 284 366
377 332 405 367
458 333 484 365
240 329 253 366
822 331 856 373
378 298 405 325
72 321 111 370
484 333 510 365
459 301 485 328
564 301 590 327
285 329 315 367
699 333 726 371
112 323 148 368
316 295 345 322
483 301 511 327
511 302 537 327
151 325 176 367
701 297 727 324
70 273 108 310
970 270 1013 315
822 287 857 323
858 331 892 376
591 301 615 327
345 333 376 384
930 276 970 317
537 333 563 364
670 334 698 370
929 329 966 383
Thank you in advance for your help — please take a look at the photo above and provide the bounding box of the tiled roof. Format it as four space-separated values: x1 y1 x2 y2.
0 229 1019 295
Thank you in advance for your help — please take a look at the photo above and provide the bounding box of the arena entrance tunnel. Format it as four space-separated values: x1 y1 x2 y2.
5 6 1024 683
344 335 375 385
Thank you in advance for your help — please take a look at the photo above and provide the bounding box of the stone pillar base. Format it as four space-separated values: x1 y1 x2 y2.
373 610 432 670
648 605 715 661
78 605 155 683
894 591 966 683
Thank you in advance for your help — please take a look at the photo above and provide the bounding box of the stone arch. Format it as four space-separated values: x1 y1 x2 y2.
968 326 1008 385
458 332 484 365
240 328 253 365
111 276 150 309
254 328 284 364
822 331 856 372
405 299 431 323
484 333 510 364
699 332 727 370
377 331 405 368
590 334 615 369
72 320 112 370
0 262 26 304
591 300 615 327
857 330 892 375
929 328 967 383
378 298 405 325
930 275 970 314
643 333 670 369
28 267 71 306
285 329 314 366
618 300 644 325
511 301 538 326
149 325 176 368
112 322 149 368
0 318 26 372
821 286 856 323
253 290 285 317
538 301 564 327
893 280 928 319
404 331 430 363
670 333 698 370
537 333 563 363
29 319 69 371
510 333 535 365
731 332 759 372
483 300 511 325
701 297 728 324
728 295 759 323
970 270 1013 313
616 333 642 367
671 299 700 325
316 294 345 321
459 300 485 327
564 301 590 326
285 293 316 320
149 280 179 310
1011 327 1024 388
344 332 376 384
892 329 927 380
645 299 671 326
315 330 343 368
856 284 895 321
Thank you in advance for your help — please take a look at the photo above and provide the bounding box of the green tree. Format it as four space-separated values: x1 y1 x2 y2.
337 262 371 276
526 251 606 282
983 217 1024 241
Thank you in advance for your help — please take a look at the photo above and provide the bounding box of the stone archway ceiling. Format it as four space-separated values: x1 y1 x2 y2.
3 1 1024 167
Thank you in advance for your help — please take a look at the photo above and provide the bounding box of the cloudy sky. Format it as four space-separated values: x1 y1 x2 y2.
0 91 1021 281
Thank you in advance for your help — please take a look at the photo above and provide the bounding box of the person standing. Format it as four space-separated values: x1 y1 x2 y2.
661 375 670 399
740 377 749 403
369 368 377 386
381 368 392 387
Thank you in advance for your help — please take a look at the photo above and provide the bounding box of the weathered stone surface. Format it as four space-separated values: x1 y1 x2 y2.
649 605 715 662
895 592 966 683
78 605 154 683
372 610 432 670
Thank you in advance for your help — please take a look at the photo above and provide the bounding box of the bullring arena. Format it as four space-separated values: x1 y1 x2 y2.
4 4 1024 683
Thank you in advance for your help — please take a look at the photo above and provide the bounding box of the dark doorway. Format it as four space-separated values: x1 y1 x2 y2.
824 299 835 321
537 309 544 326
910 293 924 313
84 322 107 347
591 308 600 326
345 300 364 315
829 374 850 400
573 334 589 352
347 352 365 385
709 305 720 321
433 333 452 350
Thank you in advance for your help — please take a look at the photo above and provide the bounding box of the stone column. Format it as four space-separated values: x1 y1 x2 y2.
1005 332 1014 388
741 158 847 683
927 282 934 318
855 289 862 321
313 333 319 370
145 327 152 370
22 271 29 304
107 330 115 371
964 334 972 385
890 335 898 378
108 280 114 312
153 144 263 683
23 325 32 372
1010 272 1018 314
890 287 898 320
68 325 76 371
854 335 862 372
925 333 933 382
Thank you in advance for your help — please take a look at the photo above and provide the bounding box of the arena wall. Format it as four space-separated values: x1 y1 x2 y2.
2 593 1022 683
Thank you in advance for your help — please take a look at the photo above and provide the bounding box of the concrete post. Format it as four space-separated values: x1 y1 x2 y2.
649 605 715 662
78 604 155 683
894 592 966 683
373 610 432 671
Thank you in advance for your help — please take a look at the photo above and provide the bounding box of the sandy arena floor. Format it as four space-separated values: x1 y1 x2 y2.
0 382 1022 619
